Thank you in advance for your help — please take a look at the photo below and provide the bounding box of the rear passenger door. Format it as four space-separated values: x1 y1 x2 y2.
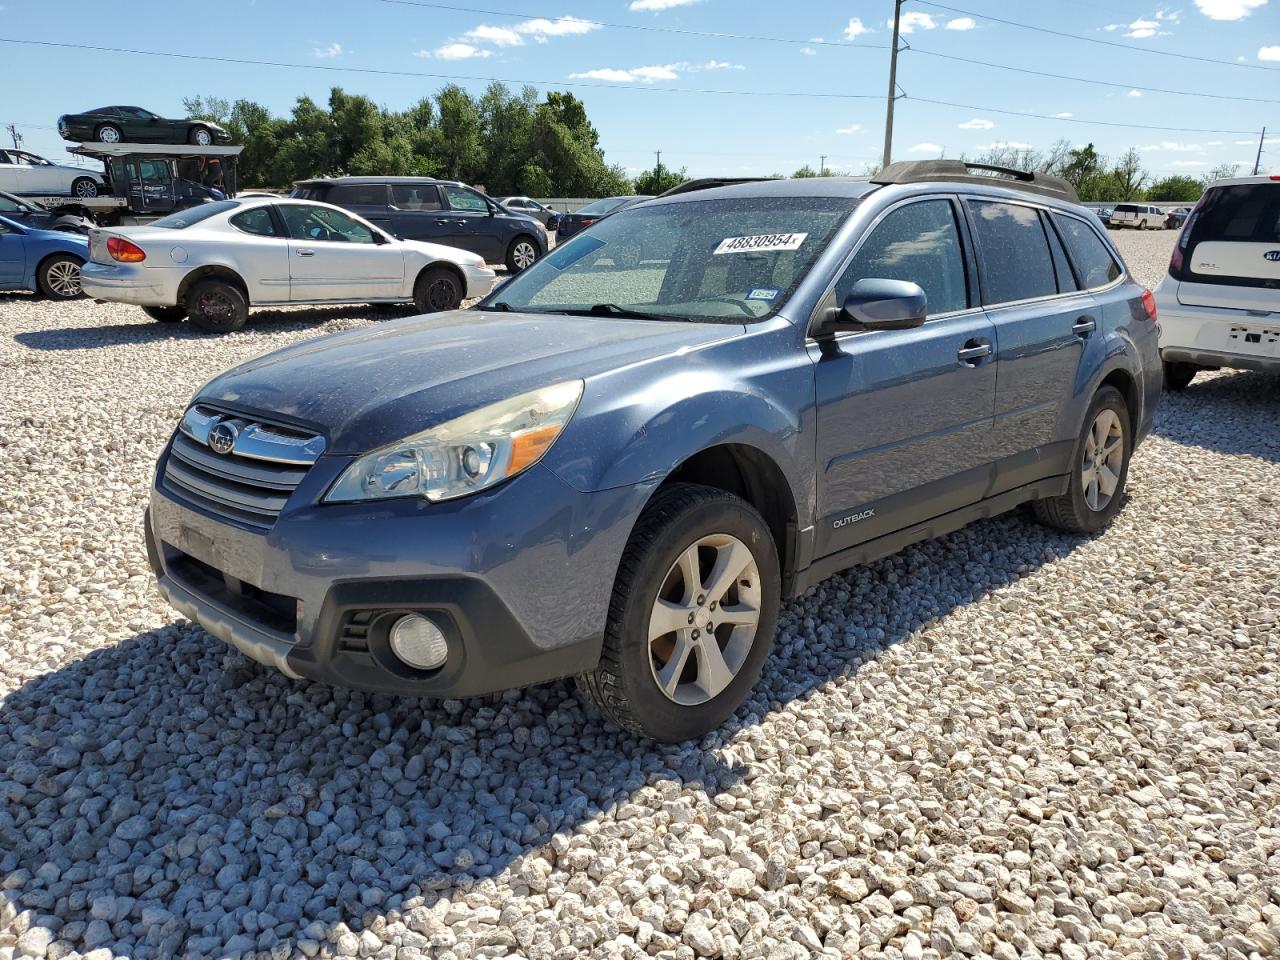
387 183 447 242
0 220 25 287
964 198 1095 491
812 196 998 559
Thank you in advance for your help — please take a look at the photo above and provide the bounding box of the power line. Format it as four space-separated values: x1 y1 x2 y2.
913 1 1280 71
372 0 889 49
909 96 1261 135
0 37 882 101
909 47 1280 104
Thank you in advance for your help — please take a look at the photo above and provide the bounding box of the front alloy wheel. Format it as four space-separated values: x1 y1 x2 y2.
506 237 538 272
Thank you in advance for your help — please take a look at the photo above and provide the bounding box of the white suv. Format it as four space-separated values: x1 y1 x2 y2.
1109 203 1164 230
1153 175 1280 389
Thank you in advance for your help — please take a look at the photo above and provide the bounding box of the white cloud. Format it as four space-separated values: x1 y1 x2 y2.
945 17 977 30
629 0 698 10
1155 8 1181 22
422 42 492 60
570 63 681 82
1194 0 1266 19
1125 18 1160 38
1128 89 1144 97
809 36 825 42
958 118 994 129
909 142 944 153
1171 160 1211 167
976 140 1032 150
465 15 599 48
1139 141 1204 151
1104 23 1122 31
843 18 871 39
1259 45 1280 60
1054 112 1074 118
699 59 744 70
892 12 937 33
801 46 816 55
835 123 862 134
312 42 342 58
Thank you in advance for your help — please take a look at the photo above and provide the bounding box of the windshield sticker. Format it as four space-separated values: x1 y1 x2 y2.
713 232 808 255
746 288 779 301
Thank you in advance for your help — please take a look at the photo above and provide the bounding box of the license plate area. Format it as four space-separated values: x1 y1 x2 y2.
1225 324 1280 357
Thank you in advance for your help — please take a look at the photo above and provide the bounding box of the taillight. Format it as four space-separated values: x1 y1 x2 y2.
1141 289 1157 321
107 237 145 263
1169 191 1209 276
579 218 596 227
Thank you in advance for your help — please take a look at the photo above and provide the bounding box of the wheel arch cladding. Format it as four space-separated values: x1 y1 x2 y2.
1099 367 1139 438
417 261 464 293
177 265 249 306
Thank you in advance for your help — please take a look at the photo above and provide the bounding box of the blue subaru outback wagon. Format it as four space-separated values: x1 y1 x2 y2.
146 160 1161 741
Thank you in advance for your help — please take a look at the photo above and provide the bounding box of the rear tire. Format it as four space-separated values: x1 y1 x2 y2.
1163 360 1197 391
187 280 248 333
36 254 84 300
505 236 539 273
189 126 213 146
413 266 463 313
71 177 99 198
95 124 123 144
576 483 780 742
1033 386 1130 535
142 305 186 324
1137 219 1147 231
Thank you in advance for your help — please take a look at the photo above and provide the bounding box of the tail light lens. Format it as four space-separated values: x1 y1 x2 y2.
1169 192 1209 276
107 237 146 263
579 218 596 227
1141 289 1157 322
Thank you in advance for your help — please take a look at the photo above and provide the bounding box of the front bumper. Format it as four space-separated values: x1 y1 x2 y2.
461 262 498 299
82 262 182 306
146 444 655 697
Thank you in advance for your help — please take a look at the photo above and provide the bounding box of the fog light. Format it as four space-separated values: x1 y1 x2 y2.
388 614 448 670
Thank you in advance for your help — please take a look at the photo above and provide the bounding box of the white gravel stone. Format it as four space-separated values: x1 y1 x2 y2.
2 231 1279 958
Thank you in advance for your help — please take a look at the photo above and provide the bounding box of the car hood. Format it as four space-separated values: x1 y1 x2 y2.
23 224 89 246
195 310 739 454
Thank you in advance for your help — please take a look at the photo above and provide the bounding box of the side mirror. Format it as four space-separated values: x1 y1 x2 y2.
815 278 927 339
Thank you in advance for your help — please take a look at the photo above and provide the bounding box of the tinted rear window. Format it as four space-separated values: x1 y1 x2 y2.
1053 214 1122 289
576 197 631 216
1192 184 1280 244
1113 204 1139 214
149 201 239 229
390 184 442 211
327 184 387 207
967 200 1058 305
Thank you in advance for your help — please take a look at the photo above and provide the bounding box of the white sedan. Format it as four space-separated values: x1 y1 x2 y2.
81 197 498 333
0 149 106 198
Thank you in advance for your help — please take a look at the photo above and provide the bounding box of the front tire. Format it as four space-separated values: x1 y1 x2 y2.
189 126 213 146
1033 386 1130 534
506 235 539 272
187 280 248 333
413 265 463 313
142 305 186 324
37 254 84 300
71 177 99 198
1163 360 1197 391
95 124 123 144
577 484 780 742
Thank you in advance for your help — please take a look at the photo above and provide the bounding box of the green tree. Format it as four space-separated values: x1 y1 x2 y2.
1146 175 1203 202
633 164 686 194
792 164 819 178
1111 148 1148 201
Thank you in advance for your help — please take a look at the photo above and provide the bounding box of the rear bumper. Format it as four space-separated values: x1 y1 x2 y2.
1155 284 1280 371
81 262 182 306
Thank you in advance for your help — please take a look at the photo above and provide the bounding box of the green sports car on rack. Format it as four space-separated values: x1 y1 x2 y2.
58 106 233 146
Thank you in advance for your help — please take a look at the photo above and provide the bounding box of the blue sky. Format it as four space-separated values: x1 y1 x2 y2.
2 0 1277 182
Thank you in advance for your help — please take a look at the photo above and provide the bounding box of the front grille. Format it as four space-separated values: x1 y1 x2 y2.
167 547 299 637
160 406 325 531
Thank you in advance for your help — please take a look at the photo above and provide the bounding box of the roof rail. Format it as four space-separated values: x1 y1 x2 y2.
658 177 779 198
871 160 1078 203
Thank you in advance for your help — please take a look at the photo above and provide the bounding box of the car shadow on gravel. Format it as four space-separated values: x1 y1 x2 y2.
0 509 1088 959
1153 369 1280 463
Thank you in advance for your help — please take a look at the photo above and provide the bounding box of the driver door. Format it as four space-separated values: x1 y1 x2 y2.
0 221 25 287
278 203 404 301
439 184 501 261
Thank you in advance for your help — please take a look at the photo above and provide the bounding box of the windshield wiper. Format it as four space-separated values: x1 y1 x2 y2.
561 303 689 321
477 300 513 312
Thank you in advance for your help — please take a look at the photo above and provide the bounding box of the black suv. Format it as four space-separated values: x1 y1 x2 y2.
290 177 547 271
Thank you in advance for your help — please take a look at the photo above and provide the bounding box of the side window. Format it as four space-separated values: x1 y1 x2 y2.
442 185 489 213
1041 212 1078 293
279 204 376 244
229 207 278 237
967 200 1058 305
327 184 388 207
834 198 968 317
390 184 442 211
1052 214 1122 289
0 195 21 212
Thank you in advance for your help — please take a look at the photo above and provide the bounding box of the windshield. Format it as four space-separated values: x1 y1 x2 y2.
149 200 240 229
576 196 634 216
484 196 856 322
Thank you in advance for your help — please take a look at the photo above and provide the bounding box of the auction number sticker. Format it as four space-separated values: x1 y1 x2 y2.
713 232 807 255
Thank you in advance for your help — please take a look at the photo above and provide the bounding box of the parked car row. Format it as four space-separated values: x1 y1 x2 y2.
0 214 87 299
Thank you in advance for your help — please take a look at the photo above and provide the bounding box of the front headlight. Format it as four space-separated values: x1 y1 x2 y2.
325 380 583 503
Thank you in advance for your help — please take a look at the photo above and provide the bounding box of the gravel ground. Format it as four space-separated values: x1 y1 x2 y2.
1 230 1278 960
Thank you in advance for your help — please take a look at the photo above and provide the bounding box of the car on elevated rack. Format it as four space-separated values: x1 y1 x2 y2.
58 106 233 146
0 148 105 198
0 214 87 299
80 197 496 332
143 160 1160 740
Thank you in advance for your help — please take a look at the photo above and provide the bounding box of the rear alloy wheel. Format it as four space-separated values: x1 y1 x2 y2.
189 126 214 146
187 279 249 333
37 255 84 300
1033 386 1130 534
1163 360 1197 391
506 236 539 273
1137 219 1147 231
71 177 99 198
142 305 186 324
577 483 780 741
413 266 463 313
95 124 123 144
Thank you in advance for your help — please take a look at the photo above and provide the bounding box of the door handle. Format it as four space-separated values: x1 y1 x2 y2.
435 218 451 225
295 249 315 257
957 340 992 365
1072 316 1097 337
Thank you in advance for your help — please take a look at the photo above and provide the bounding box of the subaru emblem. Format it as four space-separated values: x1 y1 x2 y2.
207 420 238 455
1264 250 1280 262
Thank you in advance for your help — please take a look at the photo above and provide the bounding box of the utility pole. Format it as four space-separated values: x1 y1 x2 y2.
882 0 904 170
655 149 662 182
5 123 21 149
1253 126 1267 176
819 154 827 176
